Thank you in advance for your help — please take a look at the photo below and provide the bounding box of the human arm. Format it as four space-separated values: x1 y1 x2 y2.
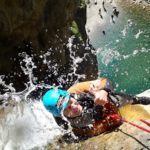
89 78 113 106
68 78 113 93
67 78 114 106
93 90 109 106
89 78 113 94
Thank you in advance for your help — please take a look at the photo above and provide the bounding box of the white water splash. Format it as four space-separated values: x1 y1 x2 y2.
0 26 93 148
0 76 16 93
19 52 37 88
0 99 64 150
66 36 86 82
122 47 150 60
0 50 80 149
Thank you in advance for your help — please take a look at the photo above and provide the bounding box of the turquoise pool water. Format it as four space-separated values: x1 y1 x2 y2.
92 2 150 95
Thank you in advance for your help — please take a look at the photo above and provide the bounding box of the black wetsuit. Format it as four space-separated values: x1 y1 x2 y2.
55 91 150 130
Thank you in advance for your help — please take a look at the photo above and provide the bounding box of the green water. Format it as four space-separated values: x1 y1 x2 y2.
94 2 150 95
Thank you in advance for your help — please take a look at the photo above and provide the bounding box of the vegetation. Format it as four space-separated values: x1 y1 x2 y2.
71 21 82 40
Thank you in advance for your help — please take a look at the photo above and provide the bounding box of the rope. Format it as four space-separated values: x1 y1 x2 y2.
109 114 150 134
140 119 150 127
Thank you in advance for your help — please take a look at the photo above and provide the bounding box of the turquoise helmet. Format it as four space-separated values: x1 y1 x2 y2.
42 89 70 117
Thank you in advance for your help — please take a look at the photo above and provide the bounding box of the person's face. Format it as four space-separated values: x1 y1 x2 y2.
63 97 83 118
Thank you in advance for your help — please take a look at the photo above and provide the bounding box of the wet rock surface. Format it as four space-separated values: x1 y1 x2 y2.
0 0 98 92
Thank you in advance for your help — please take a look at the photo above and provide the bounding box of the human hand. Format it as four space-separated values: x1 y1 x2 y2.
94 90 108 106
89 80 102 95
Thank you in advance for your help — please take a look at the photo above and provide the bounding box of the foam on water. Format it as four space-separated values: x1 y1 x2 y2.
134 29 144 39
121 19 133 37
97 47 150 66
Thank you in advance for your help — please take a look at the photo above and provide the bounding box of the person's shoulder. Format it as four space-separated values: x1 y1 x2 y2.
67 80 92 94
67 78 109 94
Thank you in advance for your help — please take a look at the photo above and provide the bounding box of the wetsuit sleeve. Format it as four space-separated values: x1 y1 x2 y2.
131 96 150 105
67 78 114 94
67 81 91 94
109 92 150 107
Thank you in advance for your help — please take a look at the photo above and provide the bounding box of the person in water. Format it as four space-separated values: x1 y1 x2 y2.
42 78 150 137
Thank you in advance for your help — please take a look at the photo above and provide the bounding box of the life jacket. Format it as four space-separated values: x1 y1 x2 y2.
67 78 122 137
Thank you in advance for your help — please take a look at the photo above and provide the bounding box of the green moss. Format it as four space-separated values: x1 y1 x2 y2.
71 21 82 40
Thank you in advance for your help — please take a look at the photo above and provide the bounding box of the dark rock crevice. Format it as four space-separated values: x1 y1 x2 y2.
0 0 98 92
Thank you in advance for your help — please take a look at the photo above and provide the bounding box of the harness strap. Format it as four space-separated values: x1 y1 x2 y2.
109 114 150 134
